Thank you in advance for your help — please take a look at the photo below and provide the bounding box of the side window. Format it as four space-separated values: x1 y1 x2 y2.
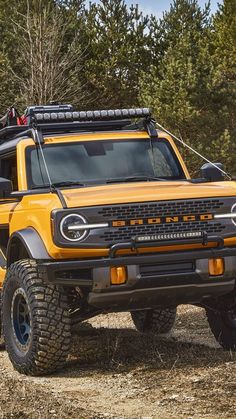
0 155 18 191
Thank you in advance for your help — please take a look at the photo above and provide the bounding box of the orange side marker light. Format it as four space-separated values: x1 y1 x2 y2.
209 258 224 276
110 266 127 284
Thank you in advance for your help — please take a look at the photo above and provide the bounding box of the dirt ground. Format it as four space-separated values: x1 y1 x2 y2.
1 305 236 419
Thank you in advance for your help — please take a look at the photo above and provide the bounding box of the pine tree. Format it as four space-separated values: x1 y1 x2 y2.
0 0 234 179
209 0 236 174
139 0 235 175
81 0 151 108
0 0 25 113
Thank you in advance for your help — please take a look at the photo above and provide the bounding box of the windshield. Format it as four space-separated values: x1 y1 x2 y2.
26 138 186 188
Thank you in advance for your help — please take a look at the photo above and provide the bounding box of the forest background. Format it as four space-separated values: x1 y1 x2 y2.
0 0 235 175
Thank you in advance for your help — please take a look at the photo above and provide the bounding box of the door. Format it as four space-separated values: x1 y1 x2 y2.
0 153 19 286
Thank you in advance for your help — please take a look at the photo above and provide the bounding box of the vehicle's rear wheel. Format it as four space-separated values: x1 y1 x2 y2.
2 259 71 375
131 307 177 334
206 305 236 350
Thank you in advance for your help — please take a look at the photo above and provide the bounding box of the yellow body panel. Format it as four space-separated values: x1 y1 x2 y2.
0 268 5 286
62 180 236 208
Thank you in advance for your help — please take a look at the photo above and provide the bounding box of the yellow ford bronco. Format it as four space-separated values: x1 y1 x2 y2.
0 104 236 376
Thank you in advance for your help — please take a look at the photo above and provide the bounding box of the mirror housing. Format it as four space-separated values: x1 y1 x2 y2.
200 163 225 182
0 178 13 198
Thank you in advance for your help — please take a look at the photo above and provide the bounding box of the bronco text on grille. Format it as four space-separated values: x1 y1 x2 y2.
95 198 231 245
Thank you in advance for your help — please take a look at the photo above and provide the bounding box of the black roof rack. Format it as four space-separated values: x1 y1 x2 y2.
0 106 156 144
0 120 134 142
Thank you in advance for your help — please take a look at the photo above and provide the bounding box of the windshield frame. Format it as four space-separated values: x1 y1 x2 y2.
25 137 187 190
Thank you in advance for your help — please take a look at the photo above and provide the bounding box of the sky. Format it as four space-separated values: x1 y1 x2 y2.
124 1 223 17
88 1 224 17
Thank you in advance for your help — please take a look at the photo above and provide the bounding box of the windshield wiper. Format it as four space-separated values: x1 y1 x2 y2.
51 181 86 188
106 176 166 184
32 181 86 189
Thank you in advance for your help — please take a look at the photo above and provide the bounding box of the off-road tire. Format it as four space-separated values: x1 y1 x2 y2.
131 307 177 334
206 307 236 350
0 291 4 349
2 259 71 375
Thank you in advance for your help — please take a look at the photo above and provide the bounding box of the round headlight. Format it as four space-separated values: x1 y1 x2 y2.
60 214 88 242
232 203 236 227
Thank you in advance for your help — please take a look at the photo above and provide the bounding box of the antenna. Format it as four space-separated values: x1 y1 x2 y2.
155 121 232 180
27 123 67 208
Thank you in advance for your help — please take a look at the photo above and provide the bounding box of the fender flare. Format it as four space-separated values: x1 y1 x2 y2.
7 228 51 267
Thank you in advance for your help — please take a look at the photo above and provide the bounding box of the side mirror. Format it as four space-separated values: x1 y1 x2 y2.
0 178 13 198
200 163 225 182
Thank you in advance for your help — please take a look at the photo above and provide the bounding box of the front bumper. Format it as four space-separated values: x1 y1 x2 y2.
38 245 236 310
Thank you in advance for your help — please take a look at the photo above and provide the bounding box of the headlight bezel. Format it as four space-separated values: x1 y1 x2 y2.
60 213 89 242
231 203 236 227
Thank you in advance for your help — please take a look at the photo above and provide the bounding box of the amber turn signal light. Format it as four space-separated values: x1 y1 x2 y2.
209 258 224 276
110 266 127 285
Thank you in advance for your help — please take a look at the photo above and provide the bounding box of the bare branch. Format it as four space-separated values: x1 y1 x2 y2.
10 1 85 106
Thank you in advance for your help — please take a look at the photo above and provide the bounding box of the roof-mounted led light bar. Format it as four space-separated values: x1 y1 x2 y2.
0 105 154 142
30 107 151 124
24 104 74 125
25 104 74 114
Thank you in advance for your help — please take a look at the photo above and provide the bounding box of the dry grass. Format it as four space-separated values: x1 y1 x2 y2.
1 306 236 418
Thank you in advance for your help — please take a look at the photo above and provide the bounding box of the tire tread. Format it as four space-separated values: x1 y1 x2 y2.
206 307 236 351
131 307 176 334
2 259 71 375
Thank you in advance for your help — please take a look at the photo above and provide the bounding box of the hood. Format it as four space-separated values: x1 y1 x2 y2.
62 180 236 208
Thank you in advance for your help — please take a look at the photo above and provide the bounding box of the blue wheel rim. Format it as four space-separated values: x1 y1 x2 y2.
11 288 31 350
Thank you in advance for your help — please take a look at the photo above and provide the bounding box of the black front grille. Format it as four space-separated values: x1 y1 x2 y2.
98 199 224 219
98 198 226 243
101 221 225 242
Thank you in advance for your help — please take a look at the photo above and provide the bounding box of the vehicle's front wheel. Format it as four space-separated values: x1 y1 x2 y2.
2 260 71 375
0 291 4 349
206 305 236 350
131 307 177 334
